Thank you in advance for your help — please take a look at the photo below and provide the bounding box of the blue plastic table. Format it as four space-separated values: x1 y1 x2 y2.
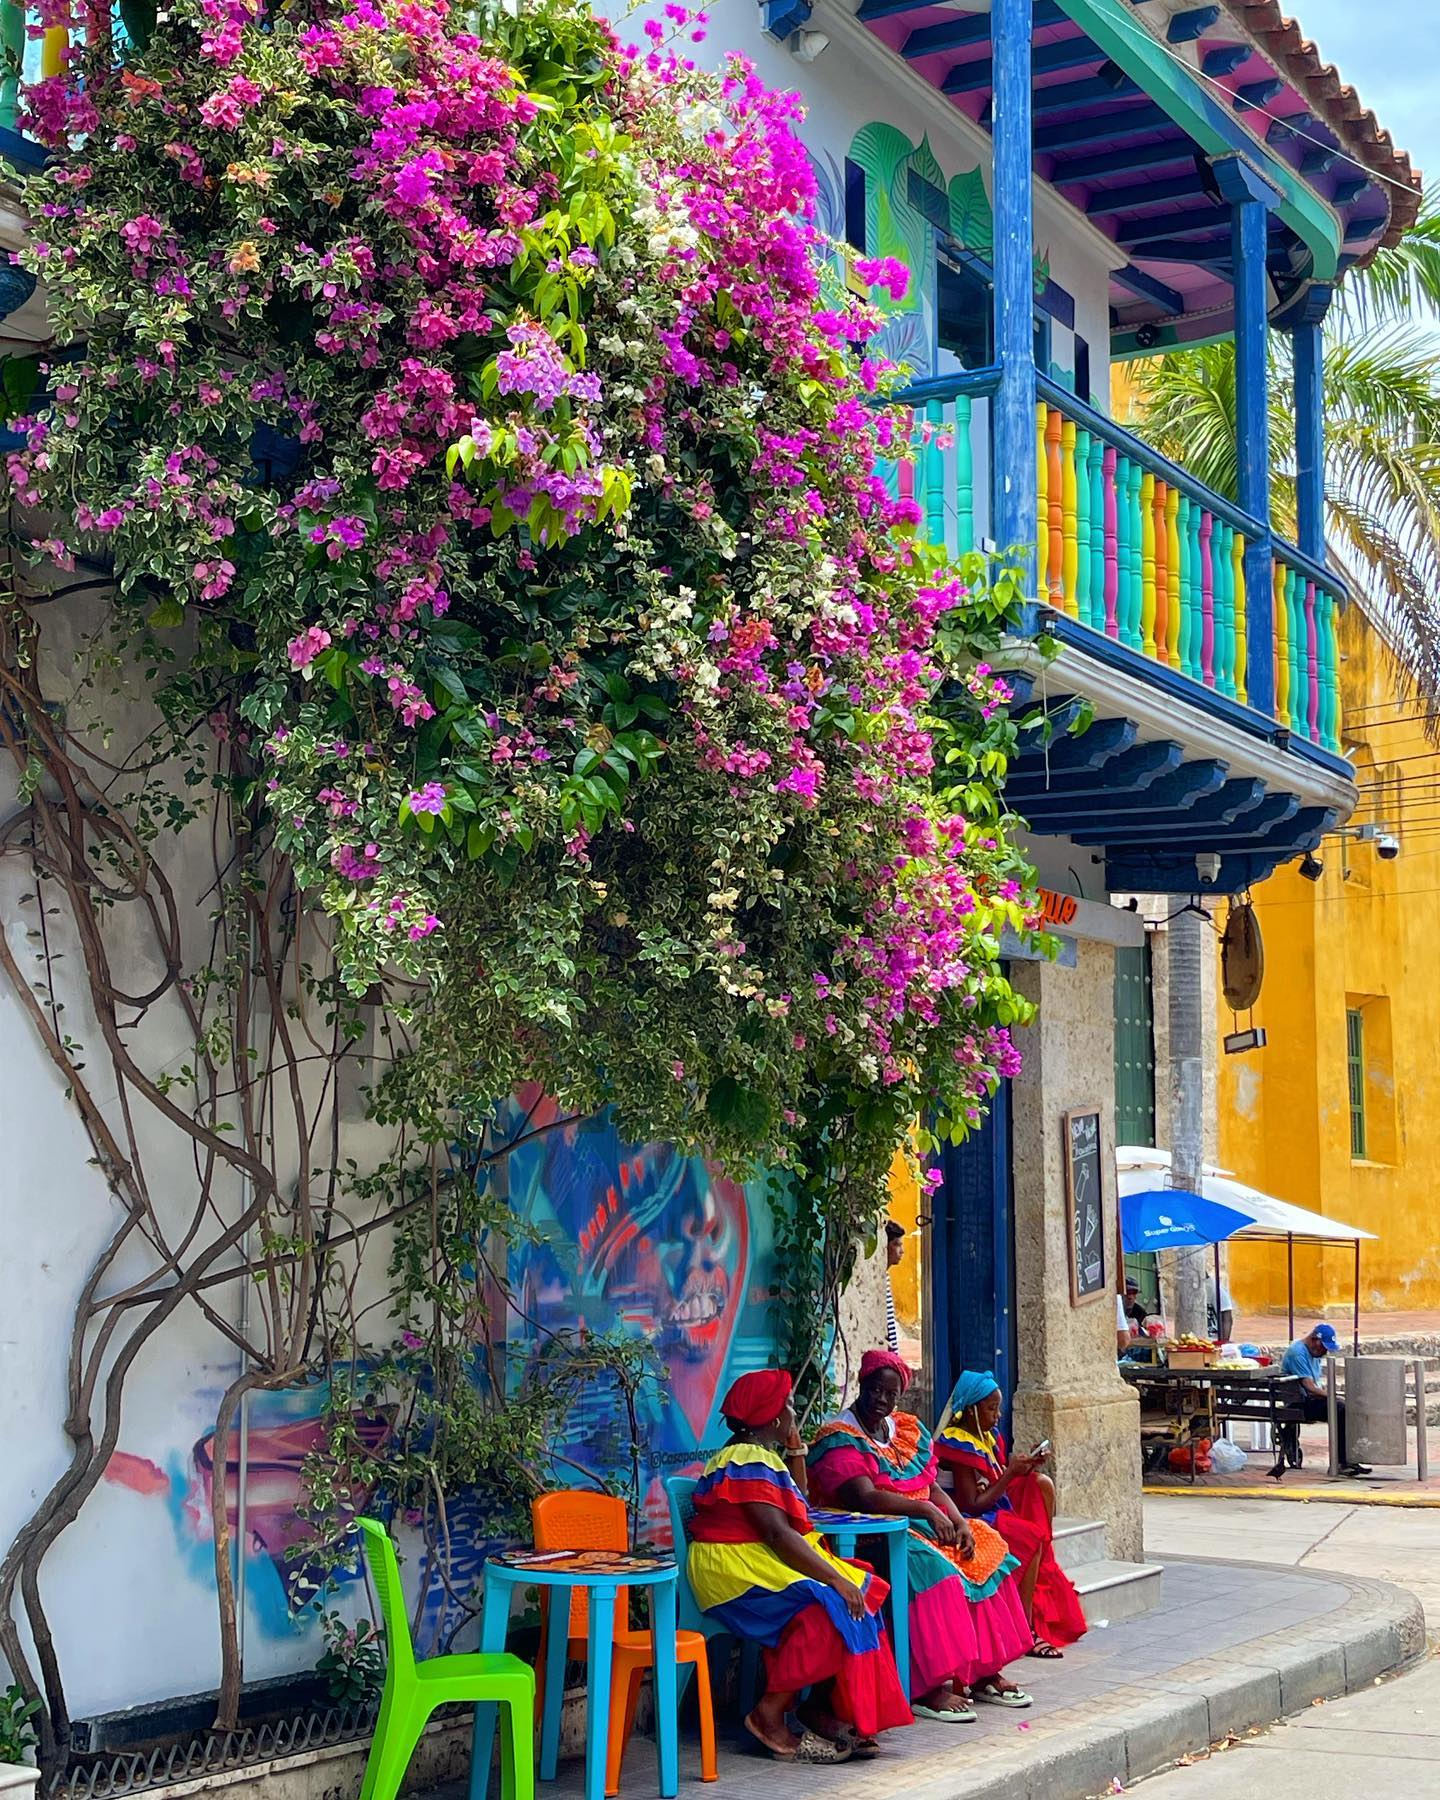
469 1550 679 1800
808 1508 911 1695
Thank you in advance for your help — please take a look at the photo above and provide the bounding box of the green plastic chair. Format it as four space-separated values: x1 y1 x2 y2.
356 1518 535 1800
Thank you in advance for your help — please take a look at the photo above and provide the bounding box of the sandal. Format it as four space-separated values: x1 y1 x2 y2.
744 1715 854 1763
912 1701 977 1724
1026 1639 1064 1659
972 1682 1033 1709
839 1729 882 1759
793 1730 854 1764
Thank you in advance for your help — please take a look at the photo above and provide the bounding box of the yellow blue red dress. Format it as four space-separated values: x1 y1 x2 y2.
687 1442 911 1734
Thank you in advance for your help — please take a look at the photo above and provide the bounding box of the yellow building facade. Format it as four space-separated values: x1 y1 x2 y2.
1218 600 1440 1316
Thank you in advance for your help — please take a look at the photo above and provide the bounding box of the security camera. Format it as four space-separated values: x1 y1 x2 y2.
1376 833 1400 861
789 27 829 59
1195 851 1222 882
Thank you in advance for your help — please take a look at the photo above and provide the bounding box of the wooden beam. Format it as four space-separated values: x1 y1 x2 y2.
1133 237 1231 263
1032 73 1140 114
1200 43 1249 77
1034 100 1170 153
903 0 1065 57
1332 176 1371 205
1267 112 1313 147
1167 5 1220 42
940 34 1101 93
1115 206 1225 246
1344 214 1388 243
1165 5 1220 42
1232 77 1284 108
1048 139 1193 181
1301 148 1339 176
1111 263 1185 315
1086 172 1207 215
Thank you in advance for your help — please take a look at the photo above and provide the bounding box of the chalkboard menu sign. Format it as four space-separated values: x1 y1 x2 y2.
1063 1108 1107 1304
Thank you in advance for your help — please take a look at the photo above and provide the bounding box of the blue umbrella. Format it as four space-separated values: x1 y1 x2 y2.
1120 1188 1258 1254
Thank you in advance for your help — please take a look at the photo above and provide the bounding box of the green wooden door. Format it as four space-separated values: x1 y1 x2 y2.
1114 940 1159 1313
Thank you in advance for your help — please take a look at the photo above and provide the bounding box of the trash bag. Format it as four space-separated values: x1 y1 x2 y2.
1209 1438 1248 1474
1167 1440 1212 1474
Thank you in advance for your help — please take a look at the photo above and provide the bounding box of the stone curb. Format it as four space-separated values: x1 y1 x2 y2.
1145 1483 1440 1507
895 1557 1427 1800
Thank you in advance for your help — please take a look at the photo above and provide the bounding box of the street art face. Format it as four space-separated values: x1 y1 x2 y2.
106 1094 777 1657
505 1093 767 1449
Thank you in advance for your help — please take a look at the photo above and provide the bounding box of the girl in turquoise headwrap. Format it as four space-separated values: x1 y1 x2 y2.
934 1372 1088 1657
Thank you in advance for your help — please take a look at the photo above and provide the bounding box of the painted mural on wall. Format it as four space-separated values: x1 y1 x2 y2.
103 1097 777 1659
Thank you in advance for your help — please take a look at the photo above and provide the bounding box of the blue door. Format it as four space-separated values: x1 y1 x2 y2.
931 1078 1014 1428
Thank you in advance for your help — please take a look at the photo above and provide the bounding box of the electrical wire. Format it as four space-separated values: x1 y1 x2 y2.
1100 3 1417 205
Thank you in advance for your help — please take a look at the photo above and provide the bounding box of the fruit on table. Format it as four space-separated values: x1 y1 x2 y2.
1173 1334 1217 1350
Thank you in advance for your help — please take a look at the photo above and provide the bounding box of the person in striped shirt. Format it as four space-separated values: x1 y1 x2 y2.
884 1221 905 1354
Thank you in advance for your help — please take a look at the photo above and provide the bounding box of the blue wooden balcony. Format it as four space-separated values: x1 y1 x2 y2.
893 367 1354 893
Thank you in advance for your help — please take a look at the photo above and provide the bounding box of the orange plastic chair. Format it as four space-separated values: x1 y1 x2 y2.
532 1491 717 1795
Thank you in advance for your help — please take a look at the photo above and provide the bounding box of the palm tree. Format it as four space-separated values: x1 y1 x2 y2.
1120 188 1440 708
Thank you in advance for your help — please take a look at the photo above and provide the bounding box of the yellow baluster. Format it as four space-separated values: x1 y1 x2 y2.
1165 485 1182 670
1232 532 1248 704
41 23 67 77
1139 471 1157 659
1060 416 1078 618
1046 407 1064 605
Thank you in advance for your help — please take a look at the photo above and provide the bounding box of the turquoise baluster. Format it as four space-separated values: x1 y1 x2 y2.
1184 494 1202 680
924 399 946 552
1214 522 1234 698
954 394 974 553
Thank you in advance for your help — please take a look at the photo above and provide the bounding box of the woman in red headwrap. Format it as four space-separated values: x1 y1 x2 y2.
807 1350 1033 1722
686 1369 911 1762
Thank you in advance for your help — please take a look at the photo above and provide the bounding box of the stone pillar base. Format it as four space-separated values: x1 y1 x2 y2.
1012 1381 1142 1561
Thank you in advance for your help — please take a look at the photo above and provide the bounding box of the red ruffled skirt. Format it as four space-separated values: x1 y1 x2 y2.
995 1476 1088 1650
764 1602 913 1735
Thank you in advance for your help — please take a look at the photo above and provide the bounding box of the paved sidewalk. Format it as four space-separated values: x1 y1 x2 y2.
427 1556 1423 1800
1143 1494 1440 1633
1131 1654 1440 1796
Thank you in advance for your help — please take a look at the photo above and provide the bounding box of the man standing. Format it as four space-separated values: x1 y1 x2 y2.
1280 1323 1371 1476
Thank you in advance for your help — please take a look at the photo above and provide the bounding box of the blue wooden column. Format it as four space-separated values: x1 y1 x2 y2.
1291 284 1333 563
991 0 1036 568
1213 155 1282 717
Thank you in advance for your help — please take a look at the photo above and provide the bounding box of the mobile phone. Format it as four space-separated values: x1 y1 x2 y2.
1031 1439 1051 1457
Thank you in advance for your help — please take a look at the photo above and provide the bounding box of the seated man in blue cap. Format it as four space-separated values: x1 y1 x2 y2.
1280 1324 1371 1476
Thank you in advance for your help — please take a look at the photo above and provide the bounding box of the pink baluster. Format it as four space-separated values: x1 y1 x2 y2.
898 411 916 503
1102 446 1119 639
1199 510 1215 688
1305 578 1320 743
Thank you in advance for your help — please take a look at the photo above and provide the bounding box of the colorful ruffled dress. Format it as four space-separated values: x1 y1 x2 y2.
808 1410 1032 1698
687 1442 911 1735
934 1420 1088 1650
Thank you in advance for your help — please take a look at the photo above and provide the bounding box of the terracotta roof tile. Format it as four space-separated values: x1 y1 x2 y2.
1223 0 1421 255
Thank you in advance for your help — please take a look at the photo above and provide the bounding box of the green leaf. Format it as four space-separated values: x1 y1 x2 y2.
148 598 185 629
0 353 42 422
704 1076 770 1140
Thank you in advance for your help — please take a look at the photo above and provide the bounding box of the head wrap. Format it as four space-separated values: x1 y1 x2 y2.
947 1370 1001 1414
721 1369 793 1429
858 1348 913 1392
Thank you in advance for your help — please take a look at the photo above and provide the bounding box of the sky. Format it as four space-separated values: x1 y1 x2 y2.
1295 1 1440 192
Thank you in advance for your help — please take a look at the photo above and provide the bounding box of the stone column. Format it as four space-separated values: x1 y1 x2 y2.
1009 939 1143 1560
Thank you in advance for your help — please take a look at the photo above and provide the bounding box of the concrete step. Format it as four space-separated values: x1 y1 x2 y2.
1051 1516 1107 1572
1071 1556 1163 1626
